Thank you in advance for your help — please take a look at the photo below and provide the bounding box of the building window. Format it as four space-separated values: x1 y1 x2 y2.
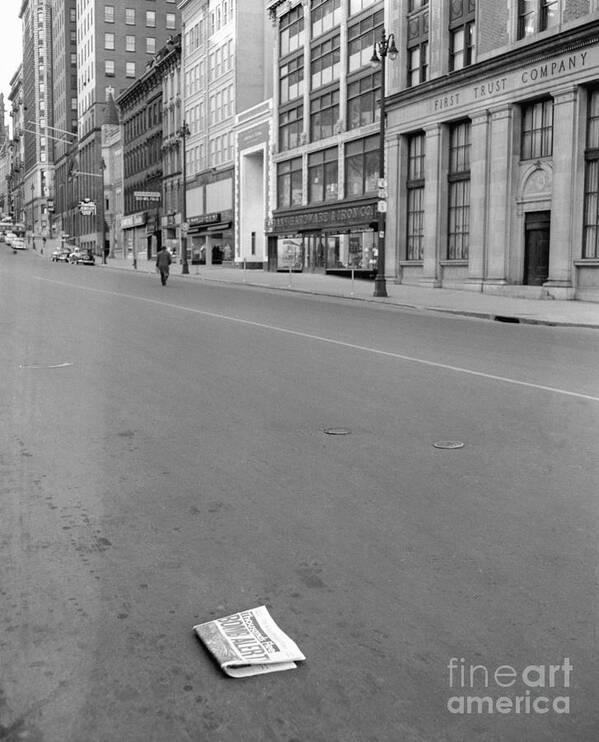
518 0 560 39
104 33 115 50
449 0 475 71
308 147 338 203
146 11 156 28
345 134 378 197
312 0 341 39
280 6 304 57
105 60 115 77
311 88 339 141
583 90 599 258
280 55 304 104
277 157 303 208
447 121 470 260
311 34 341 89
406 132 425 260
407 1 428 86
126 62 136 78
125 8 135 25
146 38 156 54
166 13 176 30
348 0 379 15
279 105 303 151
347 71 380 130
104 5 114 23
126 35 135 52
348 9 383 73
521 99 553 159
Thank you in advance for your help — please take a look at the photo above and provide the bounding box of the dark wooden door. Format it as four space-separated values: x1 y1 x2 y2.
524 212 550 286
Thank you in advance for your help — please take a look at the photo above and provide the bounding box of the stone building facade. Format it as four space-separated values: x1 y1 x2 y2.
384 0 599 301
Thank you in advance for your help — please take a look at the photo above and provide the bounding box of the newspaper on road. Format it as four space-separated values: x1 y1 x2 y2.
193 605 305 678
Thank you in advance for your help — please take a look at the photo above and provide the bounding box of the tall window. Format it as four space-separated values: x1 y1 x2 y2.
345 135 378 197
347 72 380 130
308 147 338 202
348 10 383 73
280 56 304 104
277 157 303 208
406 133 425 260
583 90 599 258
166 13 176 30
311 89 339 140
280 6 304 57
280 105 303 151
407 2 429 86
105 60 115 77
449 0 475 71
447 121 471 260
104 33 115 50
518 0 560 38
104 5 114 23
311 34 341 89
126 35 135 52
349 0 378 14
146 11 156 27
521 99 553 159
126 62 136 78
312 0 341 38
125 8 135 25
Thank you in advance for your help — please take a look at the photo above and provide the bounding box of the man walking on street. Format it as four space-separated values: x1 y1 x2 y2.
156 245 172 286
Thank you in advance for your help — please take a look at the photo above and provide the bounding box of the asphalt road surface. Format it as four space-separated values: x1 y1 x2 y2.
1 249 598 742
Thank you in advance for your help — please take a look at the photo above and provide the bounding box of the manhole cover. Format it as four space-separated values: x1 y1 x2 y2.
433 441 464 449
323 428 351 436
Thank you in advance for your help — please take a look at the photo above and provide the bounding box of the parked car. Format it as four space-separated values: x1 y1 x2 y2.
5 231 17 246
11 238 26 250
51 247 71 262
71 249 95 265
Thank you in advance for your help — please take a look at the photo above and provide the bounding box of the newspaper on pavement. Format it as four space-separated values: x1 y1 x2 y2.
193 605 306 678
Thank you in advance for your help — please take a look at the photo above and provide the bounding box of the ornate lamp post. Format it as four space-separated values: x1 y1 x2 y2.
177 122 190 275
370 30 398 298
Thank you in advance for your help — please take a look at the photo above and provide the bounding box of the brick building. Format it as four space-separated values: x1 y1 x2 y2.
385 0 599 301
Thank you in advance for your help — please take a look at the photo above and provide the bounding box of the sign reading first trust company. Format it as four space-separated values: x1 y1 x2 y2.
429 46 593 115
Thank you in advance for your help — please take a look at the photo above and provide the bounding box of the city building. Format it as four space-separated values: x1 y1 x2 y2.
74 0 180 255
19 0 55 247
51 0 79 250
384 0 599 302
117 51 165 264
102 94 123 257
179 0 271 265
266 0 388 276
156 34 183 256
7 67 25 227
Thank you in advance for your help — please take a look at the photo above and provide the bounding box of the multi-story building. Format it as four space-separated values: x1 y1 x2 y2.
102 94 123 257
266 0 391 276
180 0 271 264
19 0 55 246
74 0 179 255
51 0 79 249
7 67 25 227
385 0 599 302
156 34 182 255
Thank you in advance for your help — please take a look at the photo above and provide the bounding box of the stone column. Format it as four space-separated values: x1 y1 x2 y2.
385 134 400 279
468 110 489 288
419 124 443 287
485 105 513 284
545 87 578 293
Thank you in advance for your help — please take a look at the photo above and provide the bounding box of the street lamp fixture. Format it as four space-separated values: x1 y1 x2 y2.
370 30 398 298
177 122 190 275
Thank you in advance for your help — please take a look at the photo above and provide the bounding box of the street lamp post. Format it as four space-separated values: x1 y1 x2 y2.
30 183 34 249
370 30 398 298
178 122 190 275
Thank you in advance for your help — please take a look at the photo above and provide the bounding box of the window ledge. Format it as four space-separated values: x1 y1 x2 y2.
574 259 599 266
440 259 468 266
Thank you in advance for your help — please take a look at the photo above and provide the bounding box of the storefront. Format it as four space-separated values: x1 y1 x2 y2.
161 212 180 258
187 211 234 265
268 198 379 276
120 212 147 263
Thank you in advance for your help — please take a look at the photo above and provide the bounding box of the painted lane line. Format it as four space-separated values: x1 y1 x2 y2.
19 362 73 369
35 277 599 403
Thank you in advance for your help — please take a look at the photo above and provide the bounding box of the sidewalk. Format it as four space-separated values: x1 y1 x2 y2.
96 254 599 329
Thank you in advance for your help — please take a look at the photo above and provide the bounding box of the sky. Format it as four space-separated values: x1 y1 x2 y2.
0 1 24 135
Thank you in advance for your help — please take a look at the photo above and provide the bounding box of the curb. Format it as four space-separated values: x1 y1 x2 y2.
96 261 599 330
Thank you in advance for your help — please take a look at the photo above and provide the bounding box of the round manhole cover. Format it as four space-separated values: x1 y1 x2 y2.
433 441 464 449
323 428 351 436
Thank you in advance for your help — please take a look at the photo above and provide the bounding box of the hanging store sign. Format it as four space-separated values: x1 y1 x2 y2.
79 199 96 216
134 191 161 202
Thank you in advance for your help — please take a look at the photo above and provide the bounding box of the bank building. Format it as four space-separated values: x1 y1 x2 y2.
266 0 599 301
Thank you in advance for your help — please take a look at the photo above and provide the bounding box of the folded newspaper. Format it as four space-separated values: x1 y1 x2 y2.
193 606 305 678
